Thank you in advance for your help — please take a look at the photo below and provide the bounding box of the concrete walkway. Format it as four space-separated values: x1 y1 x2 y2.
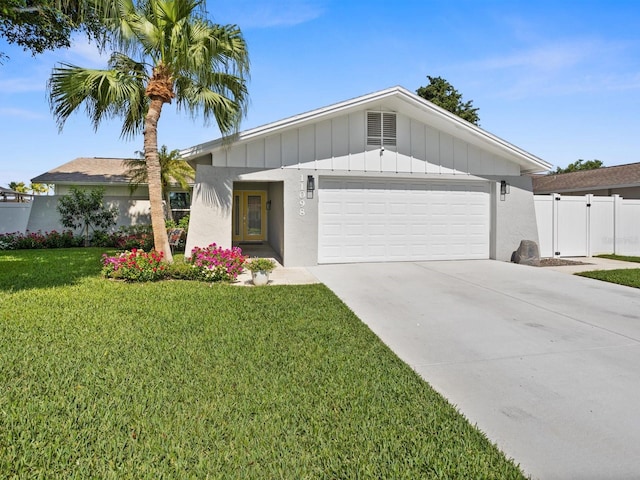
234 263 319 286
543 256 640 274
309 260 640 480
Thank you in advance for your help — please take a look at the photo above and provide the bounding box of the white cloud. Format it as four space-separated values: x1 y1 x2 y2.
0 77 46 93
470 40 604 72
63 35 111 67
452 38 640 99
211 0 325 28
0 107 47 120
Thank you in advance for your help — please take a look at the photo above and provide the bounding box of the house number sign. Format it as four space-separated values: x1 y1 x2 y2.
299 174 306 216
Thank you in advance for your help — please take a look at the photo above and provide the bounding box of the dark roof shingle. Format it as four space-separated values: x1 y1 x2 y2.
532 162 640 194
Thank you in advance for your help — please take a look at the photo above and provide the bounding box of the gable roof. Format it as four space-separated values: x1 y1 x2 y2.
182 86 552 174
532 162 640 194
32 157 133 184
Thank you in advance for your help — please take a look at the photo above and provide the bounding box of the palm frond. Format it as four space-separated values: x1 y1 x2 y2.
48 56 148 138
124 145 194 195
123 157 148 194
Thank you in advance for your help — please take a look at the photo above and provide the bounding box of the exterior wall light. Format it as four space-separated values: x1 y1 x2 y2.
500 180 510 201
307 175 315 199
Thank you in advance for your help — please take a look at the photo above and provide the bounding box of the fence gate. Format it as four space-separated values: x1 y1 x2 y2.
555 195 589 257
534 194 621 258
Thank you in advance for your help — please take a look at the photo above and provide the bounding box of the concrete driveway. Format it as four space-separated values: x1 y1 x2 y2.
309 260 640 480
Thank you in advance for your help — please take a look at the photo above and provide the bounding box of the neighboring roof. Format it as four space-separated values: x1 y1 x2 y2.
31 157 133 184
0 186 33 200
532 162 640 194
182 85 552 174
31 157 195 186
0 186 26 195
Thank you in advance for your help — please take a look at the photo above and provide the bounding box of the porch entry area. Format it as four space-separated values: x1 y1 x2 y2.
232 182 284 263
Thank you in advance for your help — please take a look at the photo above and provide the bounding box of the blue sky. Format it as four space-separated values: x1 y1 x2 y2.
1 0 639 185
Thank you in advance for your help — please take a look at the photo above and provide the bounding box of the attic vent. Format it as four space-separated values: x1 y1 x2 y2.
367 111 396 146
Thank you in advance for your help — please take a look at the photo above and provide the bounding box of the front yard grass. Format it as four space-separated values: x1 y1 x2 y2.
577 268 640 288
577 255 640 288
596 253 640 263
0 249 525 479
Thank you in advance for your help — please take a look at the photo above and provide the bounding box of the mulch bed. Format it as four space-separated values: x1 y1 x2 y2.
539 258 591 267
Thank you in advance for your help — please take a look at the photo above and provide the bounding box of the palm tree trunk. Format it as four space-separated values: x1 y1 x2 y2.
144 97 173 262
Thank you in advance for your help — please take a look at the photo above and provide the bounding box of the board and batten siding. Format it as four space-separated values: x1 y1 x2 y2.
211 111 519 176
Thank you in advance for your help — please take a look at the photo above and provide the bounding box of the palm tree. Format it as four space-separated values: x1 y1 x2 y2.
48 0 249 262
8 181 27 193
29 183 50 195
125 145 194 220
8 181 28 202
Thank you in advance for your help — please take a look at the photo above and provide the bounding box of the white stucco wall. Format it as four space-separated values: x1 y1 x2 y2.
0 202 32 234
26 195 151 234
489 175 540 261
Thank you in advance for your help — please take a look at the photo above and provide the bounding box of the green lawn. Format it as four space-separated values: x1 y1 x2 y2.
577 268 640 288
596 253 640 263
0 249 525 479
577 255 640 288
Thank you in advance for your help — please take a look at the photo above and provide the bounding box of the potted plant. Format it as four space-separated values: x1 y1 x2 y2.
245 258 276 286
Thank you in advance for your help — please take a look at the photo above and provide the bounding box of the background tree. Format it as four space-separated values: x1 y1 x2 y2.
0 0 102 59
7 181 28 202
8 181 27 193
553 159 603 174
29 183 50 195
48 0 249 262
57 186 118 246
416 76 480 125
125 145 194 221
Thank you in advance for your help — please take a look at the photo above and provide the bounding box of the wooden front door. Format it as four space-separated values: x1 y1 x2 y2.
232 191 267 242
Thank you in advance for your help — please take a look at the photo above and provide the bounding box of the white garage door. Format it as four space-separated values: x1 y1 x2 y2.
318 178 490 263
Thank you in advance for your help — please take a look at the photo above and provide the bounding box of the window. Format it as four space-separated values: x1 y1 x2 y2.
367 111 396 146
169 191 191 221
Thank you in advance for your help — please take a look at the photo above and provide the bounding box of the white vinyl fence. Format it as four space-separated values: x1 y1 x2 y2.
534 194 640 258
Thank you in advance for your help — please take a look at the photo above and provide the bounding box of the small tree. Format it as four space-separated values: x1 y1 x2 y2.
57 186 118 246
416 76 480 125
553 159 603 174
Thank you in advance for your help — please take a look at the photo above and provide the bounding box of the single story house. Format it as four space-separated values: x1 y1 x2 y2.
28 157 191 233
182 86 551 266
532 162 640 198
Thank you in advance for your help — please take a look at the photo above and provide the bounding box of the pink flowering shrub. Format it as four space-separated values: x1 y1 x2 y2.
102 249 167 282
187 243 246 282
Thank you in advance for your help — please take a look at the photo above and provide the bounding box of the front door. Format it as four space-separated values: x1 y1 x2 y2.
232 191 267 242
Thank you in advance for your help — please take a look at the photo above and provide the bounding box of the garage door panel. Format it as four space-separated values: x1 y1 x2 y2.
318 179 489 263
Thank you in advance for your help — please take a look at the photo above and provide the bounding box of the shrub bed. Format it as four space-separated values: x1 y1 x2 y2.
0 230 82 250
1 225 155 251
102 243 246 283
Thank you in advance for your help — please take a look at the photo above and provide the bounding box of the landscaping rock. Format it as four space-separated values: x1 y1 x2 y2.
513 240 540 266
